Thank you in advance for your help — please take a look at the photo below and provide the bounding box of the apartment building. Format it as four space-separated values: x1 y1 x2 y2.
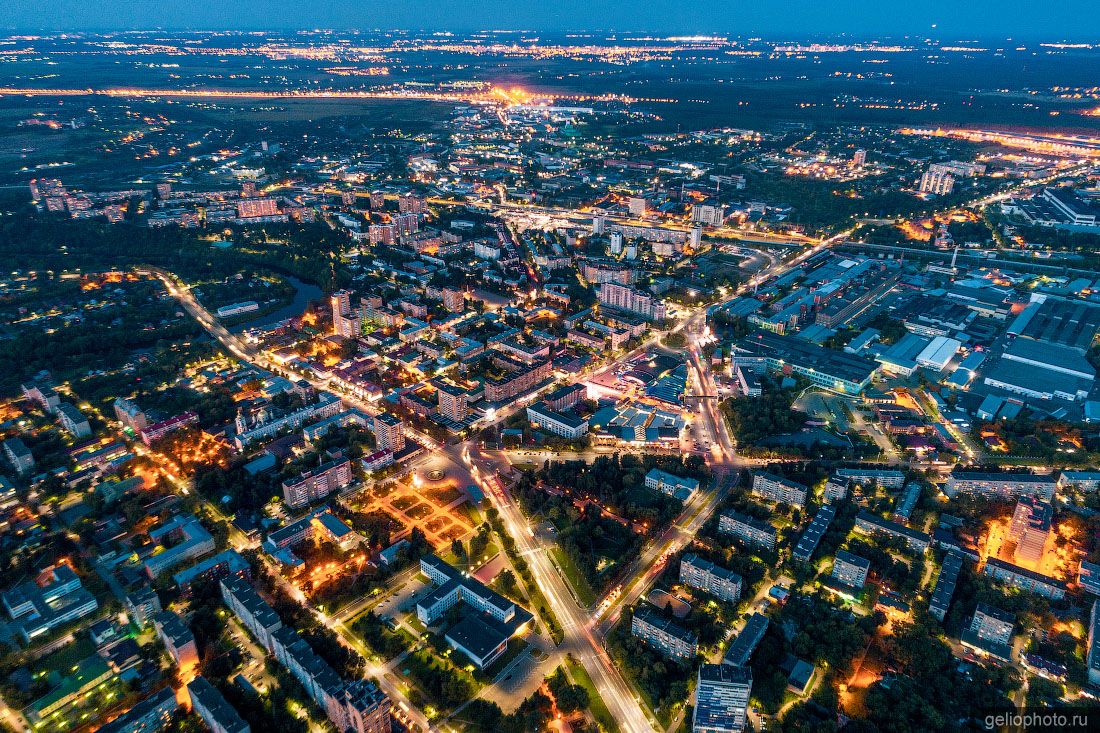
943 469 1057 501
831 550 870 590
680 554 743 603
631 606 698 661
718 510 777 551
187 676 250 733
693 663 751 733
751 472 808 508
282 458 353 508
853 510 931 554
154 610 199 671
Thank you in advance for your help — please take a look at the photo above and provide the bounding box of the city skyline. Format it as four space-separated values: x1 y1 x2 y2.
4 0 1100 39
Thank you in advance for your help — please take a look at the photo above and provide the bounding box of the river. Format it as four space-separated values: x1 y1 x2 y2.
228 275 323 333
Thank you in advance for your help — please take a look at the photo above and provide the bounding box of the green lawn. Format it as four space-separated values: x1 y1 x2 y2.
34 635 97 676
566 657 620 733
551 546 597 608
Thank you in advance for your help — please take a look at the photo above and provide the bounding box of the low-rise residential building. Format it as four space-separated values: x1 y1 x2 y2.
631 606 698 660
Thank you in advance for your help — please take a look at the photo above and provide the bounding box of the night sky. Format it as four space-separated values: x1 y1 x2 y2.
4 0 1097 39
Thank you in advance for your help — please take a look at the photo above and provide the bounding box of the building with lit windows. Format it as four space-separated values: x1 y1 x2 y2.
693 663 751 733
751 472 808 508
680 554 742 603
631 606 698 660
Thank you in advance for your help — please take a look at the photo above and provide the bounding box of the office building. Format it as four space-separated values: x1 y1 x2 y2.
732 332 879 395
751 472 808 508
680 554 742 603
444 612 513 669
526 401 589 439
693 663 751 733
645 468 700 501
718 510 777 551
2 564 99 644
143 514 216 579
831 550 870 590
416 556 530 669
631 606 698 660
416 555 528 626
